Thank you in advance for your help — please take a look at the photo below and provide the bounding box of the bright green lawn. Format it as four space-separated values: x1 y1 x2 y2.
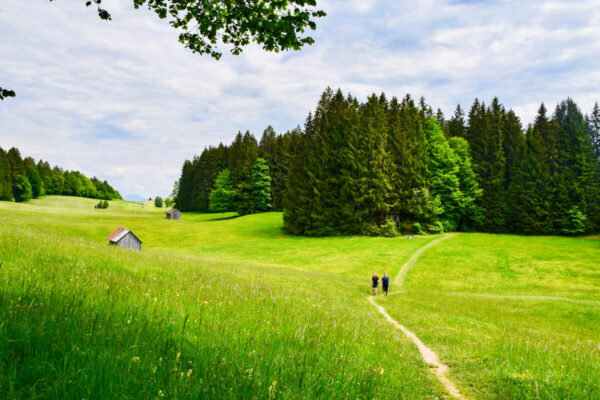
0 196 599 399
381 234 600 399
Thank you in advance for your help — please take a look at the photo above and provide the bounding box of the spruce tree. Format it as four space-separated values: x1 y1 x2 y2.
554 99 600 232
386 95 431 224
27 164 43 198
355 94 391 228
251 158 272 212
0 147 12 200
6 147 25 198
283 123 315 235
448 137 484 230
174 160 195 211
447 105 466 138
587 102 600 160
425 118 461 231
507 125 551 234
209 169 236 212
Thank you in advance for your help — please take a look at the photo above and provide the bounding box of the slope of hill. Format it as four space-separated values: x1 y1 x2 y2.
0 196 598 399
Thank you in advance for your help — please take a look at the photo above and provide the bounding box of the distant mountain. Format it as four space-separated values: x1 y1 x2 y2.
124 194 148 202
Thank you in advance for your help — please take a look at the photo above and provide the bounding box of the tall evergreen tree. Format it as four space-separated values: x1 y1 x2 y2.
26 164 43 198
6 147 25 198
447 105 466 138
554 99 600 232
386 95 431 224
251 158 272 212
284 114 319 235
448 137 484 230
587 102 600 160
425 118 461 231
0 148 12 200
209 169 236 212
355 94 391 228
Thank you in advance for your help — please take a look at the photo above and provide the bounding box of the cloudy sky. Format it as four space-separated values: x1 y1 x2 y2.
1 0 599 198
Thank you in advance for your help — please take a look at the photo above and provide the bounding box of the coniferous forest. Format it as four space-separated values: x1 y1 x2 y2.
0 147 121 202
175 88 600 236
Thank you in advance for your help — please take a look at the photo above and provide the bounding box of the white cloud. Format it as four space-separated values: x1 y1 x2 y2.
1 0 599 197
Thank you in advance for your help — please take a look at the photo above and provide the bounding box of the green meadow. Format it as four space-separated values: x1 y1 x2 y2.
1 196 599 399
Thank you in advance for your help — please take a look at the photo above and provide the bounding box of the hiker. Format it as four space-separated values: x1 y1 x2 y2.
382 273 390 296
372 273 379 295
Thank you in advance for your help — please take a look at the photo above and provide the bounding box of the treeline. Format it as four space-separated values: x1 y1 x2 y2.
175 127 302 213
175 88 600 236
0 147 122 202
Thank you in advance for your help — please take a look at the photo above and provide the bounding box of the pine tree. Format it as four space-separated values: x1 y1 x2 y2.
425 118 461 231
507 125 551 234
6 147 25 198
386 95 431 224
27 164 43 198
0 147 12 200
209 169 236 212
554 99 600 232
447 105 466 138
283 124 315 235
355 94 391 228
252 158 272 212
587 102 600 160
448 137 484 230
174 160 195 211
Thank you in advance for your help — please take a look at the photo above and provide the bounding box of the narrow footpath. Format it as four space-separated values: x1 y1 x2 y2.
368 234 466 399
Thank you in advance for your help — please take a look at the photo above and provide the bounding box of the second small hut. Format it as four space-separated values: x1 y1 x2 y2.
165 209 181 220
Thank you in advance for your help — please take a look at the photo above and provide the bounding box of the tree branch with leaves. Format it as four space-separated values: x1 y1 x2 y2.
2 0 324 100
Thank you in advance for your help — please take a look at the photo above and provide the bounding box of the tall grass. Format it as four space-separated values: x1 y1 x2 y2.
0 197 444 399
1 197 598 399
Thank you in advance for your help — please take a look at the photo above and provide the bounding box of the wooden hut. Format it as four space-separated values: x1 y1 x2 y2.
106 227 142 250
165 209 181 220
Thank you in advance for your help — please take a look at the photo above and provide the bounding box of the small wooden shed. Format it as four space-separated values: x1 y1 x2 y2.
165 209 181 220
106 227 142 250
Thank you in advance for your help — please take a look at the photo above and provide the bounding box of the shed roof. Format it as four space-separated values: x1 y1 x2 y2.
107 227 142 244
166 209 179 214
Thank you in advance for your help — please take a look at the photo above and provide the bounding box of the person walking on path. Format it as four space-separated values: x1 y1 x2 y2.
381 273 390 296
372 273 379 296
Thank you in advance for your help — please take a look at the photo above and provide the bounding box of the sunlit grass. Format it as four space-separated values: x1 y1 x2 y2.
0 196 443 399
1 197 598 399
380 234 600 399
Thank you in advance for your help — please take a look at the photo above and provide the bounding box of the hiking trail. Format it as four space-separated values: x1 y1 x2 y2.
368 234 467 399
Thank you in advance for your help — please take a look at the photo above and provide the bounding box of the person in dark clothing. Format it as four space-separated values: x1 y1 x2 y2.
372 273 379 296
381 273 390 296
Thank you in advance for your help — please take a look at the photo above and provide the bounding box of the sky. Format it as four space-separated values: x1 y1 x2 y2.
1 0 599 198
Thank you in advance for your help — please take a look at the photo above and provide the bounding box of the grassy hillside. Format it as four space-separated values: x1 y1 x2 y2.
0 196 599 399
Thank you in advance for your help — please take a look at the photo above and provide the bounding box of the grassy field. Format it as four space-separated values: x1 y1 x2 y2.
0 196 599 399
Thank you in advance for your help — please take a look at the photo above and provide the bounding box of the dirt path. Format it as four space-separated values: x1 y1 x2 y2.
369 234 466 399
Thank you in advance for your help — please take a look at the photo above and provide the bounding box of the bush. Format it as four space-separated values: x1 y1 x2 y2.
410 222 424 235
442 219 457 232
426 221 444 234
154 196 163 208
381 219 399 238
364 223 382 237
14 175 33 202
103 200 109 209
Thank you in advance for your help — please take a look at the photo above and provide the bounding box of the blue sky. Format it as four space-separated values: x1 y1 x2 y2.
1 0 599 197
